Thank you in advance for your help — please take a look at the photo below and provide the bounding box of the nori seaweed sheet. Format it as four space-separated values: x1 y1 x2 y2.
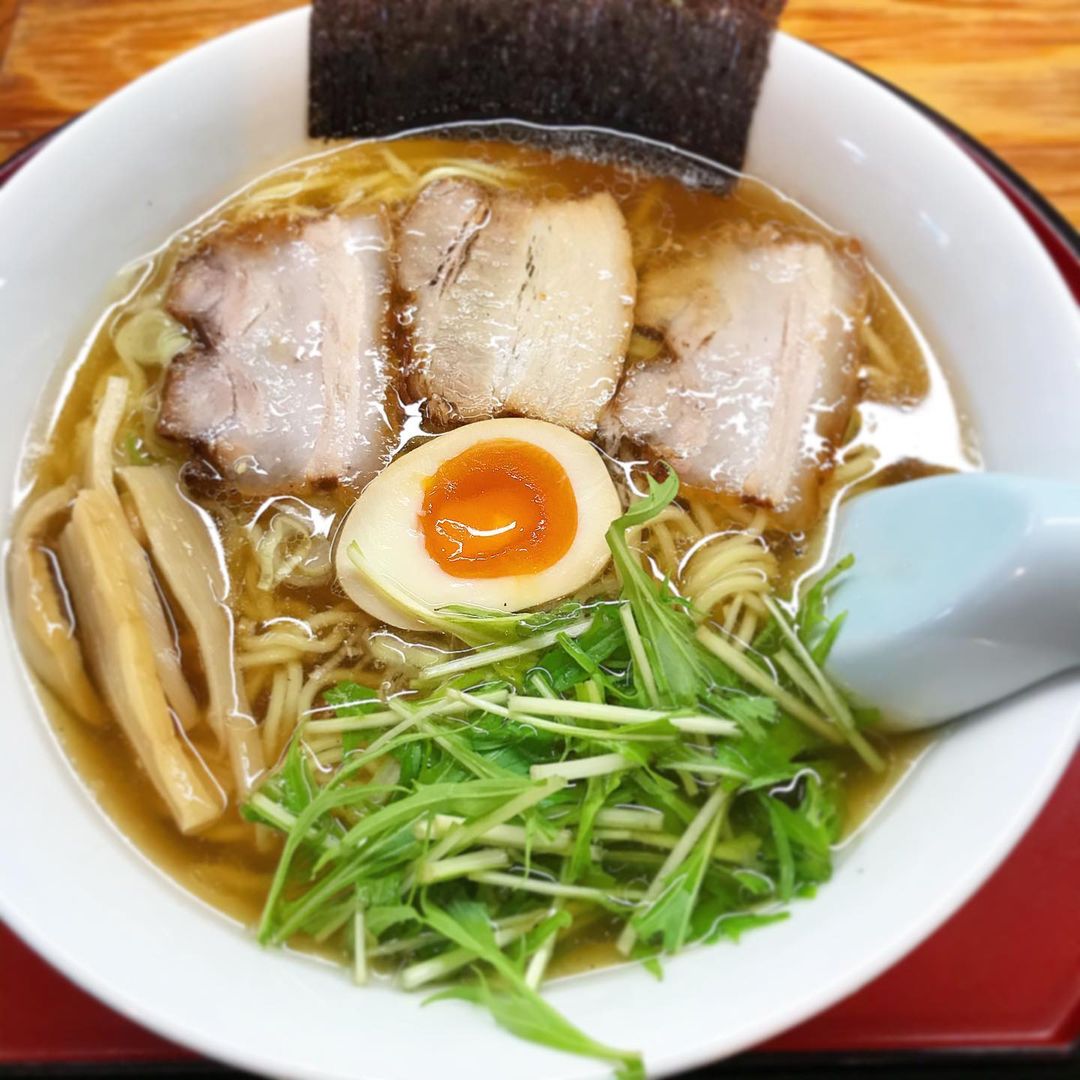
309 0 786 175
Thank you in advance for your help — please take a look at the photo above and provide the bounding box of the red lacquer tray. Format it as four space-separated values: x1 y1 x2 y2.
1 73 1078 1073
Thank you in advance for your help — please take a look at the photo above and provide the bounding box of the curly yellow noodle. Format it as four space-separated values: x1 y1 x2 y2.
820 443 880 510
615 489 782 654
735 608 760 645
261 660 303 762
688 500 718 535
227 150 527 228
862 322 901 374
243 666 271 704
259 668 288 759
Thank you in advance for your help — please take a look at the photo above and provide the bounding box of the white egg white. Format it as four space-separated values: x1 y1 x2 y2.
335 418 622 630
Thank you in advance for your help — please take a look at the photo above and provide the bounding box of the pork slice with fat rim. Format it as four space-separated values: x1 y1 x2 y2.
605 228 867 528
158 213 392 491
398 179 636 436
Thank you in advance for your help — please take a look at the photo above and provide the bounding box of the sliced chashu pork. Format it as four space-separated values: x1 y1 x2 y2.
606 228 867 528
158 213 392 491
398 179 636 436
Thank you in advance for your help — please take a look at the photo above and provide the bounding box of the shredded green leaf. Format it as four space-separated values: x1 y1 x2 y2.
245 472 882 1077
422 899 642 1077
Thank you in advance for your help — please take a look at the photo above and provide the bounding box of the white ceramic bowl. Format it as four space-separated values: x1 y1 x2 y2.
1 10 1078 1079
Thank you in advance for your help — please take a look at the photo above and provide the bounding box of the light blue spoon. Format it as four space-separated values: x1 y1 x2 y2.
822 473 1080 730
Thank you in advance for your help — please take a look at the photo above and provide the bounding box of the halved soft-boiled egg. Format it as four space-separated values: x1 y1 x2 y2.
335 418 622 630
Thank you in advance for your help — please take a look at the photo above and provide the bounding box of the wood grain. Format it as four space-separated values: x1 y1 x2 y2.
0 0 1077 226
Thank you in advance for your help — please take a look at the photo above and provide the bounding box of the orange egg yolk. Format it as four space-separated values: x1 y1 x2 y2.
420 439 578 579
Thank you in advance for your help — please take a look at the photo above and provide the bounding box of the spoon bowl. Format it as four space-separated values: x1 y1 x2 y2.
825 473 1080 730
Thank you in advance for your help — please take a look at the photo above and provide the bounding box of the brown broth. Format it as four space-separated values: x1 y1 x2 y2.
13 130 971 971
40 682 278 929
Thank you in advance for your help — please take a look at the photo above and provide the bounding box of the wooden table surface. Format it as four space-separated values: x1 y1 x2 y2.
0 0 1078 227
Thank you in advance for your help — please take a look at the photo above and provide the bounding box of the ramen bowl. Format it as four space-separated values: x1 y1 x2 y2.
1 9 1078 1079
